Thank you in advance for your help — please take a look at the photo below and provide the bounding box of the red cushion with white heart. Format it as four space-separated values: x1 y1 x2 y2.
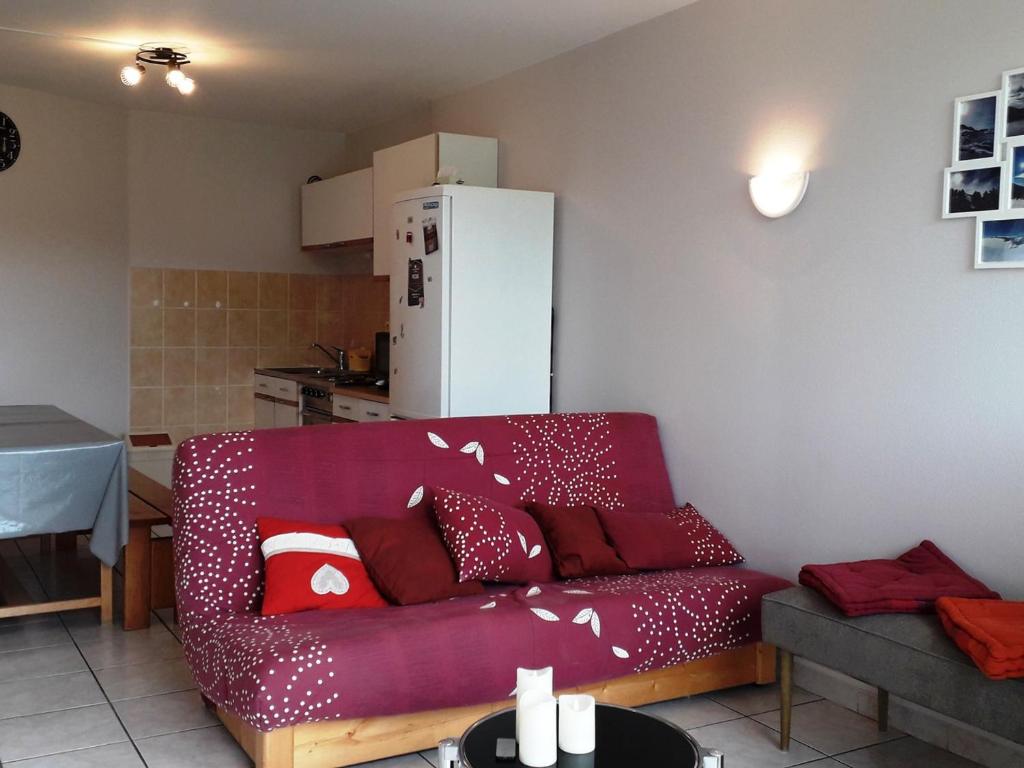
433 487 554 583
257 517 388 615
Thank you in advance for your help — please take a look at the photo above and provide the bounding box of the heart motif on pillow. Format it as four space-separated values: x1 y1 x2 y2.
311 563 350 595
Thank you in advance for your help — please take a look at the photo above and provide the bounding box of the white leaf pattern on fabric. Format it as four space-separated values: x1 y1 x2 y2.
590 611 601 638
427 432 449 449
612 646 630 659
562 589 593 595
480 601 497 609
509 687 518 697
475 444 485 465
526 586 541 597
460 441 479 453
528 544 542 559
517 531 528 554
494 474 510 485
407 486 424 508
572 608 593 624
310 564 349 596
530 608 559 622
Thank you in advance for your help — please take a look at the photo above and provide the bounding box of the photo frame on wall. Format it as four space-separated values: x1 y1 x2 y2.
975 211 1024 269
1002 137 1024 209
952 91 1002 167
943 164 1004 219
1001 67 1024 141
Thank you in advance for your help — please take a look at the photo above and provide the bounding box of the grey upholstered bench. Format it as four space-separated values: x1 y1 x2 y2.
761 586 1024 749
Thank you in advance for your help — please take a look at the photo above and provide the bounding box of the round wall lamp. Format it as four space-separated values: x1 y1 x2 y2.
748 171 809 218
120 44 196 95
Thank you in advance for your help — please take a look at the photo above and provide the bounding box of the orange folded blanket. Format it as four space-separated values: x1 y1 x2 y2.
936 597 1024 680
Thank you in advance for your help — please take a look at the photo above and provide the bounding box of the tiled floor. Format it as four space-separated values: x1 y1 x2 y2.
0 537 983 768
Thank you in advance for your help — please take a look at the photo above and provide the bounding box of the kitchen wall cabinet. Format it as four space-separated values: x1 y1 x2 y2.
301 167 373 249
371 133 497 276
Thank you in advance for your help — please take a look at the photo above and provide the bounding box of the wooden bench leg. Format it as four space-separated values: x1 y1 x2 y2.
877 687 889 732
123 525 152 630
99 564 113 624
255 728 294 768
779 649 793 751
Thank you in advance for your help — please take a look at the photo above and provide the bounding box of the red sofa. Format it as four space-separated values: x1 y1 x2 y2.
173 412 788 767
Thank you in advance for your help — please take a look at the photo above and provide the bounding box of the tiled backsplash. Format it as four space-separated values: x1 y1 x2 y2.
130 268 388 442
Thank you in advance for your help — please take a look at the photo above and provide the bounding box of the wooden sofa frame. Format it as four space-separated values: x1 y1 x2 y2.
215 641 776 768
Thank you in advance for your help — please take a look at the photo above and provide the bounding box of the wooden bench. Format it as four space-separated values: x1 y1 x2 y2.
125 468 174 630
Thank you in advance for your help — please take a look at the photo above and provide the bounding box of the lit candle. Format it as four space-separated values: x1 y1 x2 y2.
515 667 553 742
558 694 596 754
518 689 557 767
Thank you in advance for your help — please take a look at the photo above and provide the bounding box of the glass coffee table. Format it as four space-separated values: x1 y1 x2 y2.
440 703 722 768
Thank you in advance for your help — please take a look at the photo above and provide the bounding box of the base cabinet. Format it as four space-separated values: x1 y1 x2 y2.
254 396 275 429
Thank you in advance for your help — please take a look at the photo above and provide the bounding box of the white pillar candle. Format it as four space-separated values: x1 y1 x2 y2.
518 689 557 767
558 694 596 754
515 666 553 742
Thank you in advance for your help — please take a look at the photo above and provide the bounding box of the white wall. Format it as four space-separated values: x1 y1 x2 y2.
352 0 1024 596
127 110 359 274
0 84 128 434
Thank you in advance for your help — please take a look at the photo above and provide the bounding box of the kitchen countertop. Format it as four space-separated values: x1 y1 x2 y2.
254 368 390 404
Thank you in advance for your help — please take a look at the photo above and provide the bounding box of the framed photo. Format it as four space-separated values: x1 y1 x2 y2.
943 164 1003 218
975 212 1024 269
1002 137 1024 209
952 91 1001 167
1001 67 1024 141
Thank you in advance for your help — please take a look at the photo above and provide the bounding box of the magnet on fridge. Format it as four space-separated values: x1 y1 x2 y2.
406 232 414 244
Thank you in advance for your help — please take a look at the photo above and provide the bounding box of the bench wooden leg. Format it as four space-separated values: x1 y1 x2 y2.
756 642 777 684
123 525 152 631
779 649 793 751
877 687 889 732
99 564 113 624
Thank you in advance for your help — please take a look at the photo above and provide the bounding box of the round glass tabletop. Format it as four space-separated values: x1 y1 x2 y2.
459 704 701 768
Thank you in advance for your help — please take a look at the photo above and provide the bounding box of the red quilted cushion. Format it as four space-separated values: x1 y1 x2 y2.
434 488 553 583
257 517 387 615
524 501 632 578
596 504 744 571
345 516 484 605
799 540 1000 617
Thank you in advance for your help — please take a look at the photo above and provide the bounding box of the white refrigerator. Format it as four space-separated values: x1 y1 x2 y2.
388 185 554 420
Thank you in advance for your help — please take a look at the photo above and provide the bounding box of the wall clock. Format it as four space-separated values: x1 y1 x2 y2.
0 112 21 172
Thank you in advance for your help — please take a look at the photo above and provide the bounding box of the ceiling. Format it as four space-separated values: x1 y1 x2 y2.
0 0 695 133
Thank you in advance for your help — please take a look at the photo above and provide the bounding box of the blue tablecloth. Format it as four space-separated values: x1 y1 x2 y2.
0 405 127 566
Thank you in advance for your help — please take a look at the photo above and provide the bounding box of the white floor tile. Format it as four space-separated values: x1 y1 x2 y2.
0 644 87 684
77 623 182 670
135 725 251 768
0 617 70 653
640 695 744 729
6 741 145 767
689 717 826 768
113 689 218 739
0 671 105 720
0 703 127 762
753 699 903 756
94 656 196 701
708 682 821 715
834 736 983 767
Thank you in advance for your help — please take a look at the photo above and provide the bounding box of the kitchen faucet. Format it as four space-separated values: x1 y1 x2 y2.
311 343 345 370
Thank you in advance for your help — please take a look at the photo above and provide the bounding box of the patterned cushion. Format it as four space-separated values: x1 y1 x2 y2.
434 487 553 583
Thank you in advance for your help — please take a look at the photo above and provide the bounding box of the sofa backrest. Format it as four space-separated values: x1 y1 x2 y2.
173 412 674 619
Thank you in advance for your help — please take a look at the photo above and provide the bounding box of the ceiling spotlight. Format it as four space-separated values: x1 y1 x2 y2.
176 77 195 95
120 63 145 87
165 65 185 88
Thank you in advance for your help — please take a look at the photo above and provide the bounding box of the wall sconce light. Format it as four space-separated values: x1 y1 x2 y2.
748 171 809 218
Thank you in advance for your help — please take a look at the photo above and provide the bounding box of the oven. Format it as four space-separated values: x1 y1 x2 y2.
300 384 333 426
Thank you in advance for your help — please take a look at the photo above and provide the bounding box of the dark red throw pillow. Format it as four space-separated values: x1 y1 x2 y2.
596 504 744 571
524 501 631 578
257 517 388 616
434 488 553 583
345 516 484 605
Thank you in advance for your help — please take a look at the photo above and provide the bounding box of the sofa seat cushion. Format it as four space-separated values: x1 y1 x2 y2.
191 566 789 731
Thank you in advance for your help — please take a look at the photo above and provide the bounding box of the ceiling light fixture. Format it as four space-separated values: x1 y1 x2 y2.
120 44 195 95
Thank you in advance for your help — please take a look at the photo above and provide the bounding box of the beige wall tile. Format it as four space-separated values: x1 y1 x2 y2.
197 309 228 347
227 421 255 433
258 310 288 348
228 272 258 308
316 311 344 346
167 426 195 446
227 386 254 424
196 386 228 424
288 310 316 347
164 386 196 426
196 423 228 436
257 348 300 368
131 307 163 346
259 273 289 309
316 275 345 310
228 309 258 347
289 274 317 310
130 348 162 387
196 347 227 385
163 270 196 308
163 348 196 386
164 308 196 346
197 271 227 308
227 347 257 385
131 269 163 308
130 387 162 427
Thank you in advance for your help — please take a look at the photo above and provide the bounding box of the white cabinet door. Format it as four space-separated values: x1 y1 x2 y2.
254 396 275 429
274 401 300 428
437 133 498 187
301 168 373 248
372 135 438 276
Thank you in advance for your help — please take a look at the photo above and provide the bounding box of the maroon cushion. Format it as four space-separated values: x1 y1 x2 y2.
596 503 744 570
434 488 554 583
346 516 484 605
524 501 632 578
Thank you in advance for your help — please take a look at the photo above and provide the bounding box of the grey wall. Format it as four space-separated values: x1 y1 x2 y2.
352 0 1024 595
0 84 128 434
